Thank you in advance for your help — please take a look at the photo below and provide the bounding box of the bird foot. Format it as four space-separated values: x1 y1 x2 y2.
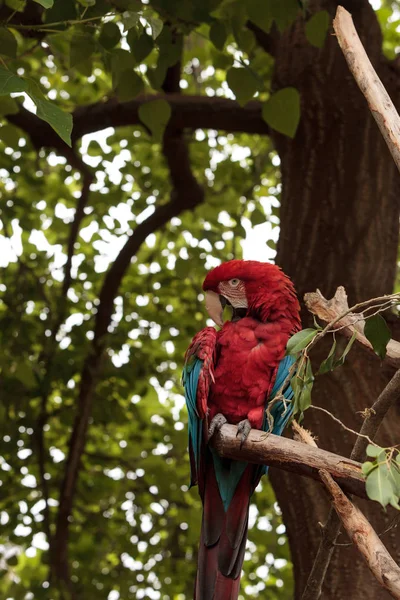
236 419 252 448
208 413 227 439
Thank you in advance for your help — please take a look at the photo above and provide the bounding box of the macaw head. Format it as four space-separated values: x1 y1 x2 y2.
202 259 300 330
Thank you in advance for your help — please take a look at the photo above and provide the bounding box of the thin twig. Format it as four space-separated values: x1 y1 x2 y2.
309 405 377 447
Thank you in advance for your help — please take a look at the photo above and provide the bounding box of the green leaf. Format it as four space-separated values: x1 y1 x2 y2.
138 99 171 142
129 32 154 63
250 208 266 227
318 337 337 374
99 22 121 50
304 356 314 386
286 328 318 355
6 0 26 9
70 32 96 68
158 32 183 68
147 61 168 91
122 11 140 31
361 461 375 476
45 0 77 28
299 359 313 412
366 463 399 508
0 96 19 115
299 383 312 412
209 20 227 51
33 0 54 7
226 67 259 107
271 0 300 32
0 124 20 146
366 444 384 458
115 70 144 101
364 314 391 360
111 49 135 87
262 87 300 138
13 363 36 388
234 27 256 54
27 81 72 147
0 67 27 95
387 462 400 497
147 17 163 40
247 0 273 34
305 11 330 49
291 357 313 417
0 28 17 58
333 331 357 368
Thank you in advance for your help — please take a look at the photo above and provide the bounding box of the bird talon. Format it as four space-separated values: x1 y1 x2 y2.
236 419 252 448
208 413 227 439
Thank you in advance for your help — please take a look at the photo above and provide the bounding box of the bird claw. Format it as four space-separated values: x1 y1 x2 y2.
208 413 227 439
236 419 252 448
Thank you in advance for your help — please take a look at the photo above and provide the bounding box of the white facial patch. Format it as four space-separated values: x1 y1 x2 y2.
219 280 248 309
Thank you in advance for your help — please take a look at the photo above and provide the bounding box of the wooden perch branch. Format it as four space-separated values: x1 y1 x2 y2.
320 472 400 599
295 420 400 600
294 420 342 600
212 424 366 499
333 6 400 172
304 286 400 368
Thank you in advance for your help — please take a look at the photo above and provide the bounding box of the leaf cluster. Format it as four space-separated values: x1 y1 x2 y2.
363 445 400 510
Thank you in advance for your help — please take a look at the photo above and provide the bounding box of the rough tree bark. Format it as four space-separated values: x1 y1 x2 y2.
272 1 400 598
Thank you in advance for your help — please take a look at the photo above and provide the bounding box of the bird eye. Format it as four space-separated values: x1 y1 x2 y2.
229 278 240 287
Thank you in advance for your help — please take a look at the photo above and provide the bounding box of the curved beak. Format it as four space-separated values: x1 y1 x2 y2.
205 291 225 327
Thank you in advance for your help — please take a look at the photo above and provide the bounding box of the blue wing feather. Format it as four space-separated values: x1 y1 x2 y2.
183 352 296 505
257 353 296 478
183 358 203 486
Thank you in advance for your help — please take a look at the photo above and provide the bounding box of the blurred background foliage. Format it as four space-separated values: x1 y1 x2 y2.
0 0 399 599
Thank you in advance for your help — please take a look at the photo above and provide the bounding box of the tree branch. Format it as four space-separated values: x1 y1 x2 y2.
51 63 204 589
62 158 94 298
333 6 400 172
305 286 400 368
294 414 400 600
247 21 279 56
301 287 400 600
212 424 366 499
320 471 400 599
7 95 269 153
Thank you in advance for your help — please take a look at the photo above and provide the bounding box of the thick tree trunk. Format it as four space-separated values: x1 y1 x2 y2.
273 2 400 598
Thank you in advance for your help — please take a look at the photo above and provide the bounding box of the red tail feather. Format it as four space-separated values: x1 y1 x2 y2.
195 456 256 600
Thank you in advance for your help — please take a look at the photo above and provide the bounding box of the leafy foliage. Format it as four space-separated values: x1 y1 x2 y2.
362 446 400 509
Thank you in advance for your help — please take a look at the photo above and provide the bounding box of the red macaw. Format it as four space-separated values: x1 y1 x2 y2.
183 260 301 599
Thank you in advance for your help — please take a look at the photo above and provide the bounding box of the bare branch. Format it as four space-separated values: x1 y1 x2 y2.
305 286 400 368
320 472 400 599
247 21 279 56
351 368 400 462
333 6 400 172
